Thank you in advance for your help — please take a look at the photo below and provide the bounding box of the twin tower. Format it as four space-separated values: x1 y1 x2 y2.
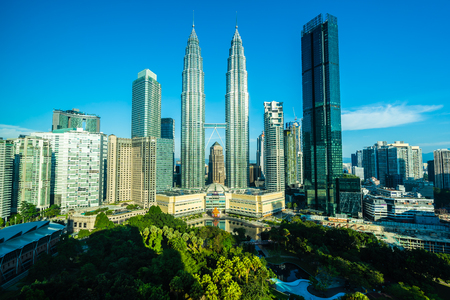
181 23 249 189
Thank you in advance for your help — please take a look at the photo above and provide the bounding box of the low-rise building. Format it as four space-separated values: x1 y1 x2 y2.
155 184 285 218
68 207 147 233
0 221 65 286
364 194 435 223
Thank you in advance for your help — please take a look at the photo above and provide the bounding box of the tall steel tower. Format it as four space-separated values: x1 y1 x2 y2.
225 23 249 188
181 23 205 188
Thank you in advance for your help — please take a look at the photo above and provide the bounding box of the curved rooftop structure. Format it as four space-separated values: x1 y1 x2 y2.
205 183 229 194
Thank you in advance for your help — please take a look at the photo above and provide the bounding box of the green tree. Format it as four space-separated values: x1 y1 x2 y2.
293 203 298 211
94 212 115 230
20 201 38 222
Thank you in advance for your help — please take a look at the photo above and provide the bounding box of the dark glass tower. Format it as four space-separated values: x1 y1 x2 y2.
301 14 342 214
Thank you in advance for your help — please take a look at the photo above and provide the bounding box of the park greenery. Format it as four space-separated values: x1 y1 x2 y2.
5 206 277 300
3 206 450 299
266 216 450 300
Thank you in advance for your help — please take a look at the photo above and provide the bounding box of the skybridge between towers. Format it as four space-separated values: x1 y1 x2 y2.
204 123 227 150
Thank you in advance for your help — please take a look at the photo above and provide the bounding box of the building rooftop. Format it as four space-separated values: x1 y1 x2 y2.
0 221 65 257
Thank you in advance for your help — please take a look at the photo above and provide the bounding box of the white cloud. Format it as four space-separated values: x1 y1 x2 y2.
0 124 39 139
342 103 442 131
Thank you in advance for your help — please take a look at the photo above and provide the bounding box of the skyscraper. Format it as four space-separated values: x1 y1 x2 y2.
301 14 342 214
33 129 107 209
351 150 363 168
181 23 205 189
156 138 174 192
226 23 249 188
52 109 100 133
161 118 175 144
285 121 303 185
434 149 450 190
132 69 161 139
0 139 13 219
132 137 156 208
106 135 132 203
284 125 297 187
256 132 265 179
11 136 51 211
264 101 285 192
208 142 225 185
161 118 175 186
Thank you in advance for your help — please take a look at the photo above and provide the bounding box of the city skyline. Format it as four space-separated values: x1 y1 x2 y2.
1 0 450 160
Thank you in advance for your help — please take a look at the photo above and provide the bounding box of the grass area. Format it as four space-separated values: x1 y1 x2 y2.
265 255 317 276
269 287 289 300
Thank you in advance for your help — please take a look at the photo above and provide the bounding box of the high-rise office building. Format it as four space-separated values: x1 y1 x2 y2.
156 138 174 192
0 139 13 219
264 101 285 192
351 150 363 168
301 14 342 214
11 136 51 211
181 24 205 189
226 24 249 189
208 142 225 185
434 149 450 190
256 132 265 179
33 129 107 209
161 118 175 186
132 69 161 139
52 109 100 133
106 135 132 203
427 160 435 183
161 118 175 147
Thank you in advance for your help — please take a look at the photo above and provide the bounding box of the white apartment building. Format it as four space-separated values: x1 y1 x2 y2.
33 128 107 209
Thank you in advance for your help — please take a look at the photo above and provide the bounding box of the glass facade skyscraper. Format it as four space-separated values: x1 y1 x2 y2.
301 14 342 214
226 25 249 188
132 69 161 139
181 25 205 189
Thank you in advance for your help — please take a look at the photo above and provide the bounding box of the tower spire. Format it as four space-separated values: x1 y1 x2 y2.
235 11 238 29
193 10 195 28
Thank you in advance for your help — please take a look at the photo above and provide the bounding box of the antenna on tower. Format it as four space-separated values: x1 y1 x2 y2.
193 10 195 27
236 11 238 28
293 107 297 121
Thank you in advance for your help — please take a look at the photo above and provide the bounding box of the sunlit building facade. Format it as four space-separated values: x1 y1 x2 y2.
132 69 161 139
11 136 51 211
106 135 132 203
0 139 13 219
181 25 205 189
264 101 285 192
33 129 107 209
226 25 249 188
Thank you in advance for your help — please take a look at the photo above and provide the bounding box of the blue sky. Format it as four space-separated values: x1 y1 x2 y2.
1 0 449 161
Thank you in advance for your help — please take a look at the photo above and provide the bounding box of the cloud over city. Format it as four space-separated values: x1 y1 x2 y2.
0 124 38 139
342 103 443 131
